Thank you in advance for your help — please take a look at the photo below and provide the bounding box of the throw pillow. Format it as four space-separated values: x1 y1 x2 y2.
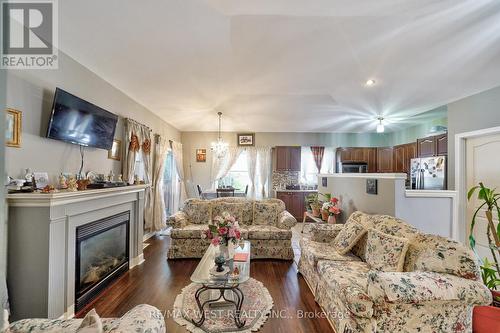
365 228 409 272
211 202 243 223
77 309 103 333
253 202 279 226
332 220 367 255
184 199 211 224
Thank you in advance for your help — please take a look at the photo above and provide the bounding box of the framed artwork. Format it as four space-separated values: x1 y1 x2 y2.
196 149 206 162
366 179 378 195
237 133 255 146
6 108 22 148
108 139 122 161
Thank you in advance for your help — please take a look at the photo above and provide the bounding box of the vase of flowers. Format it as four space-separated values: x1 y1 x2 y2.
202 211 242 260
322 197 341 224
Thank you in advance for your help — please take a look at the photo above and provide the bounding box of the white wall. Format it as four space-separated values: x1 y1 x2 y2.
5 51 180 183
448 85 500 189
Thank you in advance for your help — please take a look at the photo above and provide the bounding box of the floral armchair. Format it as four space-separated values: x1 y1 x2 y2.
298 211 492 333
167 197 297 259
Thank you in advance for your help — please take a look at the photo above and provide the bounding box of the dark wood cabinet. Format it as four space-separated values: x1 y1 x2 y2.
336 147 377 172
417 134 448 157
377 147 394 173
365 148 377 173
275 146 301 171
393 142 417 175
276 191 307 220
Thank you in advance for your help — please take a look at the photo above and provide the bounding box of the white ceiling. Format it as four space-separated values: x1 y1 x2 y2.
58 0 500 132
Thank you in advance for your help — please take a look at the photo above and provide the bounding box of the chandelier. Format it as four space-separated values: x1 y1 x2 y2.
211 112 228 159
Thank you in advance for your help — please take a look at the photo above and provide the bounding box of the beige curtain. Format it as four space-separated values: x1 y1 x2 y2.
246 147 258 198
122 119 142 184
151 135 168 231
141 126 153 230
171 141 187 204
212 147 243 186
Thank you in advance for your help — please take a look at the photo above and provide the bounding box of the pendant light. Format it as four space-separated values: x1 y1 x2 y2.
211 112 228 158
376 117 385 133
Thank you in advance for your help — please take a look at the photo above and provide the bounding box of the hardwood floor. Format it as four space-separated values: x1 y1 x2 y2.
77 235 334 333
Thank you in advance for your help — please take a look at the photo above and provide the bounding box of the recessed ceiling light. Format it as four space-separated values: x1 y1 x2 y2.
365 79 376 86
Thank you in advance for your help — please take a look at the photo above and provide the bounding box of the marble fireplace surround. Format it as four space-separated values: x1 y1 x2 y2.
7 185 147 321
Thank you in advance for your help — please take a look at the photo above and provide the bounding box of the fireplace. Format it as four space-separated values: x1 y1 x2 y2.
75 212 130 312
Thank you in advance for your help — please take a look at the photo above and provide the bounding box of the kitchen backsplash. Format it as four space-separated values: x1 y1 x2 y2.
272 171 300 189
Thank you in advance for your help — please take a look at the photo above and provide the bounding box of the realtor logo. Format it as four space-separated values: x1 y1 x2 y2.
1 0 58 69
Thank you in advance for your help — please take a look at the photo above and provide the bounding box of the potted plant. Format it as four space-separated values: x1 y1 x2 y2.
319 193 332 220
322 197 341 224
468 183 500 331
306 193 322 217
202 211 242 260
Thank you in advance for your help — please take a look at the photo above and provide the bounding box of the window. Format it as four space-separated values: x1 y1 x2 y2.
300 147 335 185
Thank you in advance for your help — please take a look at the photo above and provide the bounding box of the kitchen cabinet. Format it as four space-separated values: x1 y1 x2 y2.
393 142 417 174
276 191 308 220
275 146 301 171
336 147 377 172
417 134 448 157
377 147 394 173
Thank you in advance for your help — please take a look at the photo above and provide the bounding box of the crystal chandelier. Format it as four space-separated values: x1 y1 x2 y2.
211 112 228 159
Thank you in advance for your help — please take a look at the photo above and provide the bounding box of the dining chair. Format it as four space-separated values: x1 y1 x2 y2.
197 185 203 198
216 188 235 197
244 185 249 196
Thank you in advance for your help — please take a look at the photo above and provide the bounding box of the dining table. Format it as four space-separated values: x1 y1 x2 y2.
201 189 246 200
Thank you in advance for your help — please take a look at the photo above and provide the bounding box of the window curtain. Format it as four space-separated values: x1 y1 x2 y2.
257 147 271 198
151 135 168 231
141 126 153 230
122 119 142 184
310 146 325 173
246 148 258 198
211 147 242 186
170 140 187 204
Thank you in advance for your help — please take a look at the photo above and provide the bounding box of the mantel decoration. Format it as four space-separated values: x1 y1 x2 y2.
202 212 242 260
5 108 22 148
108 139 122 160
210 112 228 159
322 196 341 224
237 133 255 146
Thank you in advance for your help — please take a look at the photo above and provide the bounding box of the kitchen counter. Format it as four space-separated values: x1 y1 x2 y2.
404 189 457 198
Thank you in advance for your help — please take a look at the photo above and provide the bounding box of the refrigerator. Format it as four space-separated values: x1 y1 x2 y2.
410 156 447 190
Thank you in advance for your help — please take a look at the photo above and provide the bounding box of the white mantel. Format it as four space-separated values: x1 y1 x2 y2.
7 185 147 321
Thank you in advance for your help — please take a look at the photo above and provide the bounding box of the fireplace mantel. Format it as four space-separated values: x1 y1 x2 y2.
7 185 148 321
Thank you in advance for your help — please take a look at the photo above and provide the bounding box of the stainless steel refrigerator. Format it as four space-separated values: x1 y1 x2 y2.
410 156 447 190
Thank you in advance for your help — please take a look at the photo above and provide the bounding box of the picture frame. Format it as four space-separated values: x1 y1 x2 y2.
108 139 122 161
237 133 255 146
196 149 206 162
6 108 22 148
366 179 378 195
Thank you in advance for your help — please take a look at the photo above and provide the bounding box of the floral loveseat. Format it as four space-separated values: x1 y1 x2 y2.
167 197 297 259
298 211 492 333
8 304 165 332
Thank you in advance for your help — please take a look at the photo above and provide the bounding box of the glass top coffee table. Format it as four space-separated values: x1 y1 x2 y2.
189 241 251 328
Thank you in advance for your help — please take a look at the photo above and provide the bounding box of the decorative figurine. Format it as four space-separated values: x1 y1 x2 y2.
214 254 226 273
134 175 139 185
58 173 68 189
67 176 78 192
41 185 57 193
118 174 123 182
108 170 115 182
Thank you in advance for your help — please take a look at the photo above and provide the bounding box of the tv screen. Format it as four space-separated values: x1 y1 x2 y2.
46 88 118 150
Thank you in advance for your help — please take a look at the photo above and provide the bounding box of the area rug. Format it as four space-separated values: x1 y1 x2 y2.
173 278 273 333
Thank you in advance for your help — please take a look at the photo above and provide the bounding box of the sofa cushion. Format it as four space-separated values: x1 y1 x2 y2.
317 260 374 318
253 202 279 226
78 308 103 333
171 224 208 239
210 198 254 225
404 233 481 280
246 225 292 240
365 228 410 272
332 220 367 254
184 199 211 224
211 202 243 223
301 240 361 267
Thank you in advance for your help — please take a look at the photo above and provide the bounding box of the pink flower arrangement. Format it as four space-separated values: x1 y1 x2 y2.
322 196 341 216
202 211 243 246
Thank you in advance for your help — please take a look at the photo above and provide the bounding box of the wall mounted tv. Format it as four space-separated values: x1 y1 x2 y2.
46 88 118 150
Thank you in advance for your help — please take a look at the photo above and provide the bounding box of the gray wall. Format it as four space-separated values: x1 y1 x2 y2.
181 131 393 197
1 68 7 329
5 51 180 183
447 85 500 189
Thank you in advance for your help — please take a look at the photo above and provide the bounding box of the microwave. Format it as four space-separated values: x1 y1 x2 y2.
338 162 368 173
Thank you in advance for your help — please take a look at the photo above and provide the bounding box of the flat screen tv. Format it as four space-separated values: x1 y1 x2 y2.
46 88 118 150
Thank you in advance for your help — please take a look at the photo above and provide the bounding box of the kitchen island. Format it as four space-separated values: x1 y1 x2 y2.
317 173 457 239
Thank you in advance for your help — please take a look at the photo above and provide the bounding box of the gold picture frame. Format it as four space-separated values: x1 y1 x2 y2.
237 133 255 146
196 149 206 162
6 108 22 148
108 139 122 161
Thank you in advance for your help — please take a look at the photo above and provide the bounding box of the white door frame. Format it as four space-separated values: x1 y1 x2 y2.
455 125 500 243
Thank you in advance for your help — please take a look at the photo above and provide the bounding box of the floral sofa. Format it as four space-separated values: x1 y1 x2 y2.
7 304 165 332
298 211 492 333
167 197 297 259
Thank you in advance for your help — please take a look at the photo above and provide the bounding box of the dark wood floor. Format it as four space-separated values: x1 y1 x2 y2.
77 235 334 333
